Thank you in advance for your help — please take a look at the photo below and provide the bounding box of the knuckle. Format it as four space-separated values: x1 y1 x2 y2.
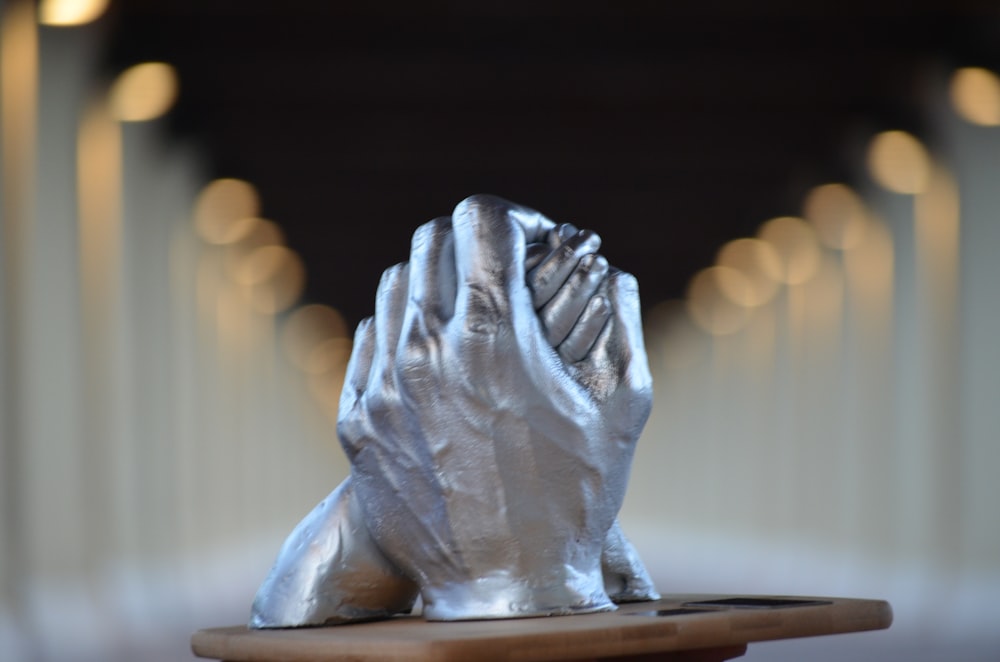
378 262 407 292
454 193 505 216
610 269 637 288
411 216 450 255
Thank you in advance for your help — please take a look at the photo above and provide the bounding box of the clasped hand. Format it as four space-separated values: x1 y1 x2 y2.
251 195 656 626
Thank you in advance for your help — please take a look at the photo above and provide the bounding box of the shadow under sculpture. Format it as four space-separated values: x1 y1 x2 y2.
250 195 659 627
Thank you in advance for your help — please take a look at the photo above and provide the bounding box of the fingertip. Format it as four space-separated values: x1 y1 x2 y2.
452 194 528 302
354 315 375 341
577 228 603 254
607 269 640 302
342 316 376 402
410 216 450 258
407 216 456 321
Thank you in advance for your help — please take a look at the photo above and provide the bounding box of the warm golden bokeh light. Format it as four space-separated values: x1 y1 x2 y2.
866 130 931 194
949 67 1000 127
108 62 179 122
715 238 782 306
756 216 821 285
282 304 351 372
803 183 869 250
306 337 353 375
686 267 751 336
223 218 285 284
215 215 259 245
240 247 306 315
235 245 295 285
38 0 109 26
711 264 754 308
193 178 261 245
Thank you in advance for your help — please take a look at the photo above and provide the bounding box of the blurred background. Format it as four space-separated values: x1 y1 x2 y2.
2 0 999 660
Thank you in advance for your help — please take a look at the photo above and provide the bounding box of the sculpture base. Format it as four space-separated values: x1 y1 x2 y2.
191 593 892 662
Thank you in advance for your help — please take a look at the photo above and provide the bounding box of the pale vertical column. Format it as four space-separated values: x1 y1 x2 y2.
913 165 962 576
705 328 735 532
802 184 888 567
120 128 204 579
215 275 258 538
194 247 233 550
937 71 1000 586
738 301 777 537
0 0 37 649
723 300 777 540
713 238 781 541
684 268 753 536
22 19 99 631
865 130 932 579
77 97 128 576
757 217 821 542
797 253 846 550
186 179 260 557
843 218 895 564
803 183 869 554
169 209 205 566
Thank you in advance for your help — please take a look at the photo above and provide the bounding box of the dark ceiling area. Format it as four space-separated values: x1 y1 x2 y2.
102 1 1000 329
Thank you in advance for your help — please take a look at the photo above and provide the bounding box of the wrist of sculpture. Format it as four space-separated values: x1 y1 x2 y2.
419 567 615 621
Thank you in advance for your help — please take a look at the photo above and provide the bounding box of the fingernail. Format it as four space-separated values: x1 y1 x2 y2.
576 229 601 249
590 254 609 273
559 223 579 241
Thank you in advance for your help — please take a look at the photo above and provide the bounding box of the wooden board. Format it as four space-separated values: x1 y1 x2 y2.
191 594 892 662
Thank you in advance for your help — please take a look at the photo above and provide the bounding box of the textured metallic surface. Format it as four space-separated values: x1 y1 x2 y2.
251 195 657 626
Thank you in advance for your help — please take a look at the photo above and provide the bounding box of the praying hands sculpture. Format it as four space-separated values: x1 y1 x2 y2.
250 195 658 627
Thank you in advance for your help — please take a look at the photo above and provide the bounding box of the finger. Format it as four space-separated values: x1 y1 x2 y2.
601 518 660 603
524 222 578 273
558 295 611 363
406 217 457 322
342 317 375 399
539 253 609 346
524 243 550 271
524 223 578 271
338 317 375 459
587 268 653 394
451 194 532 330
548 222 579 249
373 262 410 367
505 199 557 244
528 229 602 309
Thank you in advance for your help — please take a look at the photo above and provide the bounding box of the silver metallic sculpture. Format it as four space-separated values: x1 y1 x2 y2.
250 195 658 627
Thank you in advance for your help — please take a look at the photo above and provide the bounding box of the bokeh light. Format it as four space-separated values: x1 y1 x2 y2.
715 238 782 306
238 246 305 315
108 62 179 122
282 304 351 373
803 183 869 250
686 266 751 336
949 67 1000 127
38 0 109 26
866 130 931 194
756 216 821 285
193 178 261 245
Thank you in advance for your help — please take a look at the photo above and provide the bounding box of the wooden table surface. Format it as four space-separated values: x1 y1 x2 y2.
191 594 892 662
